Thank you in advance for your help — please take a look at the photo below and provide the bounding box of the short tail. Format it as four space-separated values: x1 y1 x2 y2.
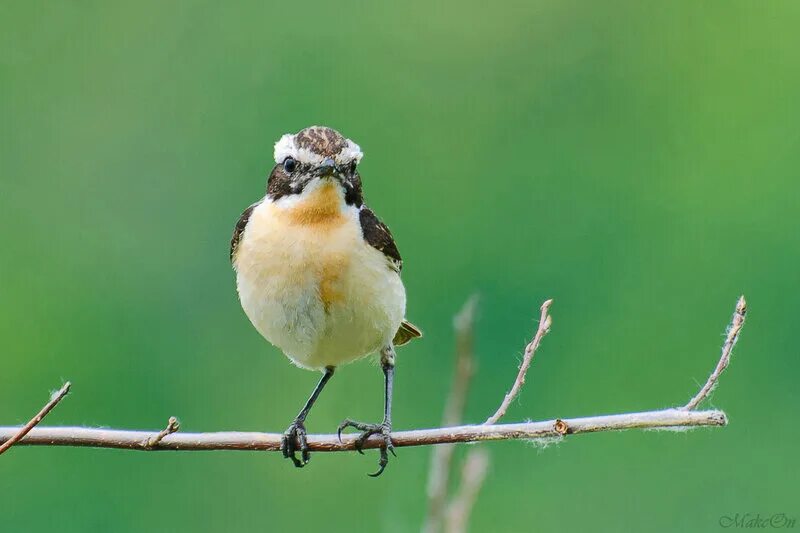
393 319 423 346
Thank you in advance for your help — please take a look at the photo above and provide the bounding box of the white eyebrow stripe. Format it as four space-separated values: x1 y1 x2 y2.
273 134 364 165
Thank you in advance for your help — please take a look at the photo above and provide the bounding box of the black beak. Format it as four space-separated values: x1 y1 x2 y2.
317 157 336 177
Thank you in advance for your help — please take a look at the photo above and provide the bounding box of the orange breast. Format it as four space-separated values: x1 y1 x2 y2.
283 182 347 229
274 181 352 312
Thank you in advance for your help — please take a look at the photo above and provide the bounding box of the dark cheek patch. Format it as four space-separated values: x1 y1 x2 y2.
266 165 295 200
343 172 363 206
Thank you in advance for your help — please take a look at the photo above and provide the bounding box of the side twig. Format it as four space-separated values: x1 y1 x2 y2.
0 381 71 455
142 416 181 449
683 296 747 410
485 299 553 424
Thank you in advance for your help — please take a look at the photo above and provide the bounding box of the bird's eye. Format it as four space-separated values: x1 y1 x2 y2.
348 160 358 174
283 157 297 173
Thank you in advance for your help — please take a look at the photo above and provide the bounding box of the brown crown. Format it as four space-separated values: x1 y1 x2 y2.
294 126 348 158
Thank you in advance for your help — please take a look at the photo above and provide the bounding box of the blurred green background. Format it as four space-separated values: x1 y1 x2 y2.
1 1 798 531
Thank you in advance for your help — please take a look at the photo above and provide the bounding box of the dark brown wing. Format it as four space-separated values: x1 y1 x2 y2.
359 207 422 346
359 206 402 272
230 202 258 263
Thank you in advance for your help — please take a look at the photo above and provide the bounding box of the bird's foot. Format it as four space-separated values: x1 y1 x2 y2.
280 419 309 468
337 419 395 477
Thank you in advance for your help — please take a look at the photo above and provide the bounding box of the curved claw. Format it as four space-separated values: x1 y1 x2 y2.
368 436 393 477
338 420 365 453
281 420 309 468
337 419 394 477
337 418 354 446
368 457 388 477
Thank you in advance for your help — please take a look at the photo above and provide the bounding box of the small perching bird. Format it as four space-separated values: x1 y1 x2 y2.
231 126 421 476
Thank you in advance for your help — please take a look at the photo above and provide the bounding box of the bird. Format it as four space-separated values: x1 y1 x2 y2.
230 125 421 476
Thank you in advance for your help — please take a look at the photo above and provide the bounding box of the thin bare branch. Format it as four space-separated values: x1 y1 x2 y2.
445 449 490 533
0 295 740 470
683 296 747 410
0 409 726 452
425 295 479 533
485 299 553 424
0 381 71 456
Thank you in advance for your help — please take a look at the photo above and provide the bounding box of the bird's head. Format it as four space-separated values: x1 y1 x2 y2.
267 126 364 206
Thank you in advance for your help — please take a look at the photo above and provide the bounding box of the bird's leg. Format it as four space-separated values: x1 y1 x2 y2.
338 345 396 477
281 366 335 468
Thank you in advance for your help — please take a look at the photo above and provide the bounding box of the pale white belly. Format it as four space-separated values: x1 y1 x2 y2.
234 198 406 370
